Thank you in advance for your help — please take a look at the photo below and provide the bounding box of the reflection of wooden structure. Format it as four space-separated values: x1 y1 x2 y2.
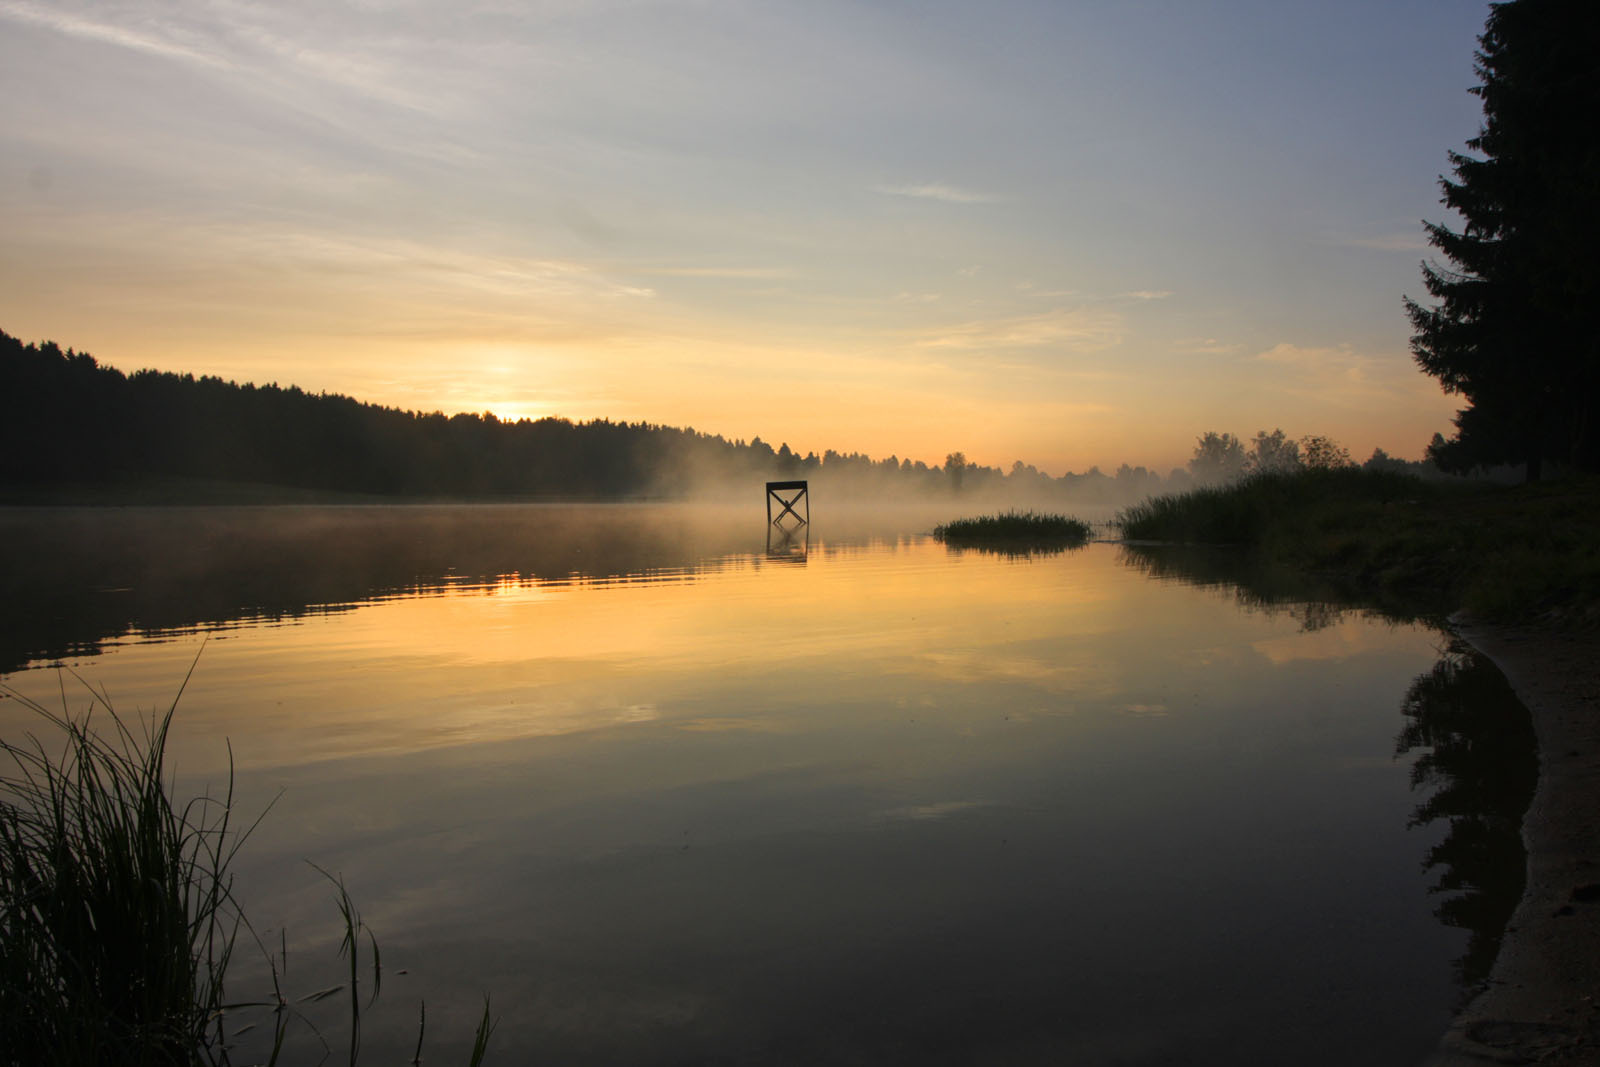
766 521 808 562
765 480 809 529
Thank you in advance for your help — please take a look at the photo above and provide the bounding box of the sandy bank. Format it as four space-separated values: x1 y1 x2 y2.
1427 621 1600 1066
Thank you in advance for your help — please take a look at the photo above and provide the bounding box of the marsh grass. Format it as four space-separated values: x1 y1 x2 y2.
1116 469 1600 621
0 672 495 1067
1117 468 1426 545
933 511 1092 553
0 664 243 1066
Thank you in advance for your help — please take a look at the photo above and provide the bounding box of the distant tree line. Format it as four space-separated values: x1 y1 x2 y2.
1185 429 1440 487
0 330 1203 503
4 330 1462 503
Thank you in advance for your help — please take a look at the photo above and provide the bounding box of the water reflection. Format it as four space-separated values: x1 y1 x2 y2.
0 504 957 673
1118 543 1439 630
1397 640 1538 996
1121 542 1537 999
765 522 808 563
0 513 1506 1063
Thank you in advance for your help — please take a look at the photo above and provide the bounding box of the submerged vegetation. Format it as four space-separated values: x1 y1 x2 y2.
1117 468 1600 621
0 676 494 1067
934 511 1092 553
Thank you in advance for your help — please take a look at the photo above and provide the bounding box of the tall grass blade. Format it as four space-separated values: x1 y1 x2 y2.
467 997 497 1067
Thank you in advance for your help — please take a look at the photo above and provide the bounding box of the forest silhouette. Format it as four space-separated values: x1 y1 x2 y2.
0 329 1187 504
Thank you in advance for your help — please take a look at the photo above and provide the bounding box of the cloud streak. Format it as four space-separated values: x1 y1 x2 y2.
873 183 998 204
912 307 1124 351
639 266 794 280
1252 341 1438 406
0 1 226 69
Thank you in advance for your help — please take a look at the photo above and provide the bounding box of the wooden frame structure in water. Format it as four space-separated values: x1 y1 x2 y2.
765 480 809 529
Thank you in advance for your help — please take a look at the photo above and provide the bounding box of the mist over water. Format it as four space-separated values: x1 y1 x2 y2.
0 504 1528 1065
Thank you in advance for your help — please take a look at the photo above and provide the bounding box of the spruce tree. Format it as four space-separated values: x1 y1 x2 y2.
1406 0 1600 479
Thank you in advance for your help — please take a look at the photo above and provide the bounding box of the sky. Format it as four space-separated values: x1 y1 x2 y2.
0 0 1491 474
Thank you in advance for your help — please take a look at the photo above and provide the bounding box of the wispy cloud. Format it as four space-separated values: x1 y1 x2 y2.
1253 341 1436 405
1177 337 1242 356
913 307 1123 351
0 1 226 69
874 183 998 204
0 0 459 121
639 266 794 279
233 30 437 114
85 220 663 324
1256 342 1361 369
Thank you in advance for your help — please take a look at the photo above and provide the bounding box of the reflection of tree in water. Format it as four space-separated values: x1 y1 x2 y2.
1396 640 1537 996
1118 544 1373 632
1115 544 1536 999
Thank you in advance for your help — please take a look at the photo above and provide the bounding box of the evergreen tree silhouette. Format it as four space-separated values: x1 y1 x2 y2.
1406 0 1600 479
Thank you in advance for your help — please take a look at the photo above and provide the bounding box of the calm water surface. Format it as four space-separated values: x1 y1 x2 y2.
0 504 1524 1065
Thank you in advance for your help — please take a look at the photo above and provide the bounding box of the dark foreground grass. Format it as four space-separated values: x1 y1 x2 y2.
0 668 239 1066
934 511 1092 552
0 674 494 1067
1117 468 1600 621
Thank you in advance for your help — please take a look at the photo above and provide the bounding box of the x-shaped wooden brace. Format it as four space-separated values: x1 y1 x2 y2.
766 480 809 528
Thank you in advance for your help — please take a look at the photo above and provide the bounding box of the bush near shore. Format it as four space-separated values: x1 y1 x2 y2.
1116 468 1600 621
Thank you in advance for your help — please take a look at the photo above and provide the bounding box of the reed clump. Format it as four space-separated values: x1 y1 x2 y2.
934 511 1092 552
0 675 495 1067
0 672 239 1066
1117 467 1426 544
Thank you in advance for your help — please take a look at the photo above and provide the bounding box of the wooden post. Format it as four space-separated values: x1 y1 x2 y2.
765 479 809 528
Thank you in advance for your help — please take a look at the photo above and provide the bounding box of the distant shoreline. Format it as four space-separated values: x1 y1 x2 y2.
1428 620 1600 1065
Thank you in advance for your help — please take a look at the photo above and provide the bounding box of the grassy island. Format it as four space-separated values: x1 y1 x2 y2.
933 511 1093 552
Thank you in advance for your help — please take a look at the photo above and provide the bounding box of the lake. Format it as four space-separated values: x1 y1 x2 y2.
0 503 1532 1065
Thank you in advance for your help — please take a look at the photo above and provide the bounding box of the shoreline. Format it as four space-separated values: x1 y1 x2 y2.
1428 620 1600 1065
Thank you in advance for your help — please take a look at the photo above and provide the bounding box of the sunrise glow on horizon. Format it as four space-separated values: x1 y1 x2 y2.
0 1 1489 474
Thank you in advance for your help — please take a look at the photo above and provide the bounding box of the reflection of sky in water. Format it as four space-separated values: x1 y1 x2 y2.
2 536 1463 1065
